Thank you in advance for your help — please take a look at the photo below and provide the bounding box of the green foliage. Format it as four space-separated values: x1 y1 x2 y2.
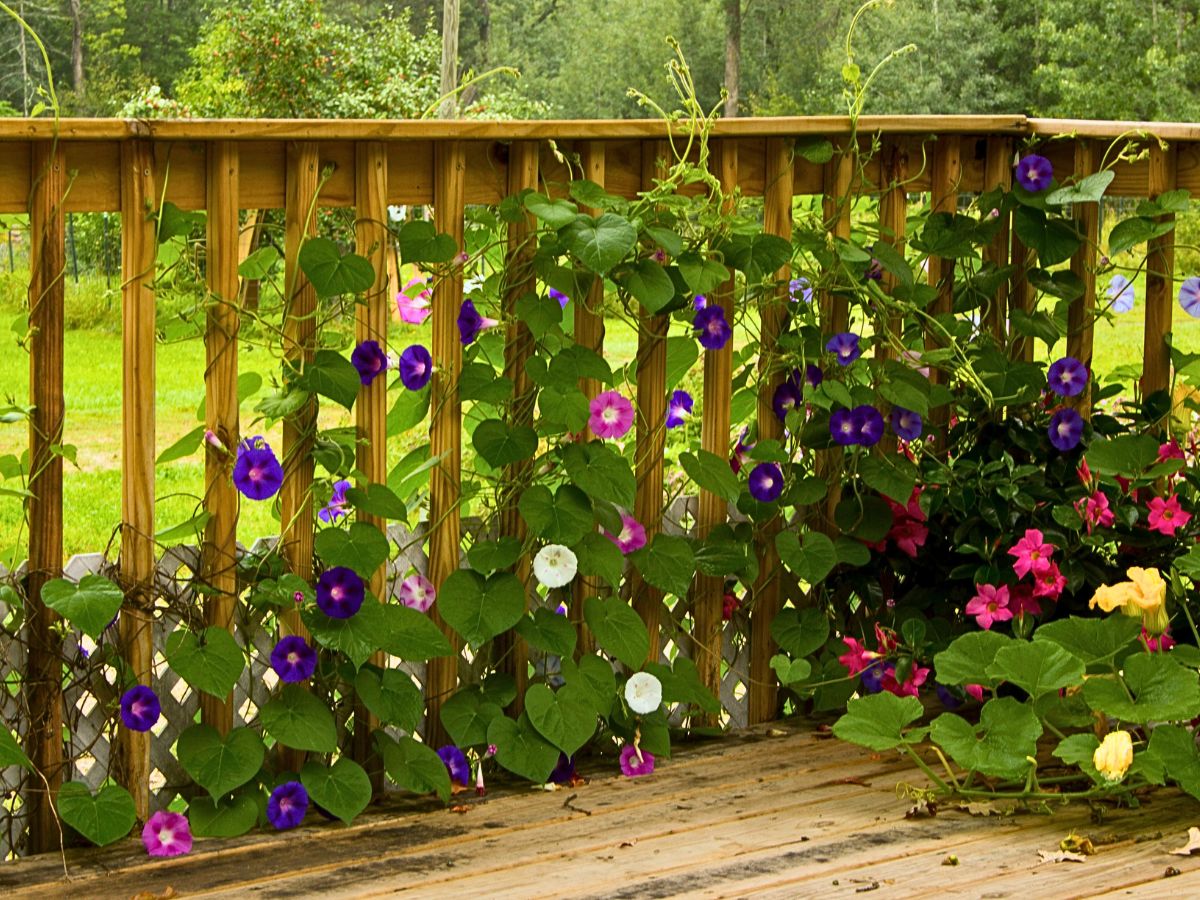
56 782 136 847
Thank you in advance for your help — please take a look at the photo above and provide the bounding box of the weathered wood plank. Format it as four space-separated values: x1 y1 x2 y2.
982 135 1012 340
1068 139 1099 420
926 133 961 443
1142 141 1178 400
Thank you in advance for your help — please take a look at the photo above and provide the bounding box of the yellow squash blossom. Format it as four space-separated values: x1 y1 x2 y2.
1093 730 1134 783
1088 567 1168 633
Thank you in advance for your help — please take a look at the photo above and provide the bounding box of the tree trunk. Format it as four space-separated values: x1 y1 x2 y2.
723 0 740 118
69 0 84 94
479 0 491 67
439 0 461 118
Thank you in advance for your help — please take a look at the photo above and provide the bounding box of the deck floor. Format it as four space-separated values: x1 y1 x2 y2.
4 721 1199 898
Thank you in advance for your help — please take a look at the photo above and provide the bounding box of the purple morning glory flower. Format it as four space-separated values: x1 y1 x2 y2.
267 781 309 830
748 462 784 503
1179 276 1200 318
693 306 732 350
549 753 576 784
935 683 964 710
1046 356 1088 398
549 288 570 308
692 294 707 311
830 408 858 446
457 299 498 345
864 258 883 281
120 685 160 732
859 661 886 694
1015 154 1053 192
666 390 693 428
318 479 351 524
825 332 862 366
851 405 884 448
1048 408 1084 452
399 344 433 391
772 380 803 422
232 436 283 501
802 364 823 389
351 340 388 387
890 406 923 441
315 566 365 619
270 635 318 683
1107 275 1135 313
789 277 812 303
437 745 471 786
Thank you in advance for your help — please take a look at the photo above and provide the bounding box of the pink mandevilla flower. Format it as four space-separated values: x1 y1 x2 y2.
605 513 647 554
1147 494 1191 536
1075 490 1115 534
1032 562 1066 600
881 663 929 698
837 636 879 676
588 390 634 440
1007 528 1055 579
964 684 984 702
965 584 1012 630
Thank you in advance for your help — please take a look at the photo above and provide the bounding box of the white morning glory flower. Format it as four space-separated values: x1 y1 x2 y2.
533 544 578 588
625 671 663 715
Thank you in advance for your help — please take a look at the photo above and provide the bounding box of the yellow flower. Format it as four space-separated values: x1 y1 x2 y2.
1124 567 1166 613
1093 730 1133 783
1088 567 1168 633
1088 582 1137 613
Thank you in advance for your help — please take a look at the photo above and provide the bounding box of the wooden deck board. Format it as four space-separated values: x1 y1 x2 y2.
3 722 1199 898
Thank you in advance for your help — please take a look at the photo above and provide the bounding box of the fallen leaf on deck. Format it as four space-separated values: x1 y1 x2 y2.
131 889 177 900
1169 826 1200 856
449 805 472 814
767 728 788 737
1060 833 1095 856
619 839 637 848
957 801 1004 816
1037 850 1088 864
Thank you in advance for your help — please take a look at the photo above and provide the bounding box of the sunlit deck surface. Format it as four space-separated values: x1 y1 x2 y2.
4 721 1199 898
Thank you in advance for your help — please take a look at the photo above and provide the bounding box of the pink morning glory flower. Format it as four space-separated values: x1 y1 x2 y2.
965 584 1012 630
399 574 436 612
143 810 192 857
395 275 432 325
588 390 634 439
605 512 647 555
619 744 655 778
1007 529 1055 579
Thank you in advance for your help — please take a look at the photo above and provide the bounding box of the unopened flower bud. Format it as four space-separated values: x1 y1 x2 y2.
1093 730 1133 782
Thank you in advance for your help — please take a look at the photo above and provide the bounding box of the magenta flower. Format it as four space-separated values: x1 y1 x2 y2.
1032 561 1067 600
1008 529 1055 579
1015 154 1053 192
232 436 283 501
437 745 471 786
605 512 647 554
851 405 884 447
398 573 436 612
1048 408 1084 451
881 662 929 698
1157 440 1185 463
1143 627 1176 653
772 380 802 422
789 277 813 303
666 390 693 429
142 810 192 858
318 479 351 524
398 344 433 391
1178 276 1200 318
825 332 862 366
693 306 732 350
267 781 309 830
965 584 1012 630
1147 494 1191 536
351 340 388 386
1107 275 1135 313
890 406 923 441
1047 356 1088 398
458 299 498 345
729 428 754 474
549 288 570 308
1075 490 1115 534
589 390 634 439
270 635 317 683
120 685 160 732
837 637 878 676
748 462 784 503
395 275 432 325
619 744 655 778
315 566 365 619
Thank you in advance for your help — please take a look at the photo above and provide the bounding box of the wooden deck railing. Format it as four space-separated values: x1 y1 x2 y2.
3 114 1200 853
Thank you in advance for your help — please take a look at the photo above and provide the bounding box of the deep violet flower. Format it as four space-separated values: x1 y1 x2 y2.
851 405 884 447
1015 154 1053 192
772 380 803 422
1048 408 1084 452
399 574 436 612
801 364 823 389
890 407 923 442
398 344 433 391
1180 276 1200 318
142 810 191 857
605 512 647 555
232 436 284 501
351 340 388 386
267 781 309 831
859 662 886 694
789 277 813 303
825 332 862 366
437 745 471 786
830 408 858 446
666 390 694 428
120 685 160 732
1047 356 1088 398
1107 275 1135 313
457 299 498 345
730 428 754 474
693 306 732 350
549 288 570 308
315 566 365 619
692 294 707 311
318 479 351 524
270 635 318 683
748 462 784 503
619 744 655 778
589 390 634 439
549 754 577 785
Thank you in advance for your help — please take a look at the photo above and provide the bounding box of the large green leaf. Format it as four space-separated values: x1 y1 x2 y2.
1084 434 1159 477
188 792 259 838
355 666 423 732
397 220 458 264
440 688 505 747
1052 733 1102 783
302 600 385 669
1046 171 1114 205
1013 207 1081 266
1146 724 1200 801
439 570 526 648
377 733 452 802
40 574 123 640
644 656 721 714
665 335 700 390
301 758 372 825
1083 653 1200 724
164 627 246 699
523 192 580 228
525 683 597 757
575 531 625 589
314 522 391 578
177 725 264 799
487 714 560 783
260 684 338 753
515 608 578 658
619 259 676 313
1033 616 1142 668
56 782 136 847
562 443 635 508
680 450 741 503
376 603 454 660
563 213 637 275
930 697 1042 780
473 420 538 468
344 483 408 521
933 631 1013 689
629 534 695 599
719 233 792 282
774 531 837 585
1108 216 1175 257
0 726 31 770
518 484 594 544
676 252 730 295
584 596 650 669
297 349 361 411
298 236 375 298
859 456 918 506
832 693 926 751
154 201 204 243
769 607 830 659
986 640 1084 699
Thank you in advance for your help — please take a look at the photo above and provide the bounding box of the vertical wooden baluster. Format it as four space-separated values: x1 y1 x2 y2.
200 141 240 735
117 139 156 825
878 139 909 362
748 136 794 726
630 140 670 664
570 140 606 659
24 139 66 855
926 134 961 445
982 137 1012 341
496 140 539 712
1068 139 1099 420
694 138 738 723
425 140 466 747
353 141 389 789
1142 142 1178 401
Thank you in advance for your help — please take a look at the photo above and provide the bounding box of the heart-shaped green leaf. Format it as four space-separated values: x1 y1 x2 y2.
302 600 386 669
177 724 265 799
438 570 526 649
525 683 596 757
397 220 458 264
584 596 649 670
440 688 505 747
355 666 423 732
376 733 451 802
376 604 454 661
261 684 338 753
515 608 577 658
473 420 538 468
518 484 594 545
296 348 362 411
40 574 123 640
629 533 695 599
188 791 259 837
314 522 391 579
56 782 136 847
298 236 375 298
0 726 32 770
487 713 560 783
164 627 245 699
769 607 831 660
301 758 371 825
930 697 1042 780
563 213 637 275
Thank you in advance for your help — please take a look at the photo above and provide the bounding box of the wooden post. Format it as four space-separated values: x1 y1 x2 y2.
425 140 467 747
117 139 156 825
630 140 670 664
200 141 240 736
570 140 606 660
748 136 794 726
693 138 738 723
352 141 389 790
496 141 539 709
878 139 909 360
982 137 1012 340
926 134 961 442
1142 142 1178 401
1068 139 1099 419
24 139 66 855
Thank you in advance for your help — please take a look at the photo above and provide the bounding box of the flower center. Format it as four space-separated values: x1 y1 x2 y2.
602 407 619 424
331 586 344 601
287 652 298 665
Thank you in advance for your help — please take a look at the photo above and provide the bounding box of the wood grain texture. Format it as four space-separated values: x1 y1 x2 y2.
425 140 467 747
1142 142 1178 400
982 136 1012 340
748 137 794 726
200 141 240 736
24 140 66 855
116 139 156 825
925 134 962 443
1067 140 1099 420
